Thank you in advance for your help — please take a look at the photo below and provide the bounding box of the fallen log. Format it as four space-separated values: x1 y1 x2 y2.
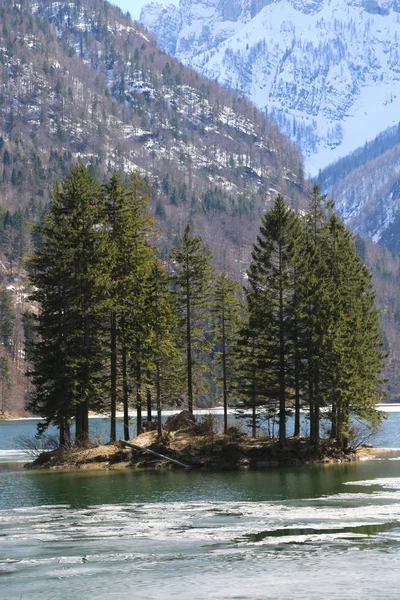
120 440 192 469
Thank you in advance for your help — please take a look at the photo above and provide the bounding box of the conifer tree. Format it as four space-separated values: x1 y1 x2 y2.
211 272 242 434
28 185 77 446
145 261 184 437
245 195 301 443
297 186 384 447
29 165 108 445
323 214 385 447
233 312 269 437
171 224 213 414
102 172 155 439
300 184 332 446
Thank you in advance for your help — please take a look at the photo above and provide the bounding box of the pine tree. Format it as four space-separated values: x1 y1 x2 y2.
211 272 242 434
102 173 156 438
323 214 385 447
233 313 268 437
300 184 332 446
29 165 108 445
297 186 385 447
28 190 76 446
145 261 184 437
245 195 301 443
171 224 213 414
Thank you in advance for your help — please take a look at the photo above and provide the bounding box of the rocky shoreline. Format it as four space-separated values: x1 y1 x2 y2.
27 412 388 472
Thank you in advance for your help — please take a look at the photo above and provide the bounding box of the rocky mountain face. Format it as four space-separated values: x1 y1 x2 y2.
140 0 400 174
0 0 304 277
317 124 400 251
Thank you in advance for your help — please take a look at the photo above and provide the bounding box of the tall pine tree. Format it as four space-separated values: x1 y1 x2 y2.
245 195 301 443
171 224 213 414
211 272 242 434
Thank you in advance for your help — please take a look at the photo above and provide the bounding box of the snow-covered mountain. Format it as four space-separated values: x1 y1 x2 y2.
317 124 400 247
140 0 400 174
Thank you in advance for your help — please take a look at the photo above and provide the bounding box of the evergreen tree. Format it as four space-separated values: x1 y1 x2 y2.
102 173 155 438
323 214 385 447
245 195 301 443
297 186 384 447
233 312 268 437
300 184 333 446
211 272 242 434
29 165 108 445
171 224 213 414
145 261 184 437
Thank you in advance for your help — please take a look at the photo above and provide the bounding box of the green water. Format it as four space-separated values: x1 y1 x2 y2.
1 458 400 599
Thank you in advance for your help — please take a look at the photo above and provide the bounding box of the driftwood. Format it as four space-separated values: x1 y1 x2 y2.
120 440 192 469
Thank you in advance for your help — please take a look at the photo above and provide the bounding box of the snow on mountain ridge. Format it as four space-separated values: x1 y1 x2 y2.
140 0 400 174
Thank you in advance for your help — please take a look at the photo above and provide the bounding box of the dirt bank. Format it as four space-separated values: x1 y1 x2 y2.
27 427 375 471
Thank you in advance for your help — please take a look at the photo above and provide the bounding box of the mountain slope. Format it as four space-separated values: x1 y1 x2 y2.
0 0 400 402
141 0 400 173
317 124 400 248
0 0 305 277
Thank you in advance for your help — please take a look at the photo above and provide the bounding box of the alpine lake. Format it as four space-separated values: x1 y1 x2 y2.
1 411 400 600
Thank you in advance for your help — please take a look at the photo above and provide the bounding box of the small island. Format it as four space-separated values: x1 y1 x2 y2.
26 168 386 470
27 411 390 472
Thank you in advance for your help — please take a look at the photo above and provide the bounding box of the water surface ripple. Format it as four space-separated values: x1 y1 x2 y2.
1 461 400 599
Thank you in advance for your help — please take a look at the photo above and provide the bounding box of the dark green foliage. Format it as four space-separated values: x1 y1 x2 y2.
243 195 301 442
239 188 385 448
27 165 385 452
211 273 243 434
28 167 183 444
171 224 214 414
28 165 108 445
145 261 184 437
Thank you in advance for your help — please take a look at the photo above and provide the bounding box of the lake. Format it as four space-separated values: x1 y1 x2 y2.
0 413 400 599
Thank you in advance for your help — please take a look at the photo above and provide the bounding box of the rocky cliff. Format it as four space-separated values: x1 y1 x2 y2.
141 0 400 173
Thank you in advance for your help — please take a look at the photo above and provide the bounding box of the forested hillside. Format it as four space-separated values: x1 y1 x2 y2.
0 0 304 277
317 124 400 250
0 0 399 410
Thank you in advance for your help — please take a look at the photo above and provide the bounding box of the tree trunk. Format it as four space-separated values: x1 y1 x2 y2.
156 359 162 439
293 331 301 437
59 416 66 447
75 400 89 446
184 242 195 414
65 418 71 447
252 376 257 438
308 370 314 444
136 364 142 436
146 385 152 423
122 342 130 441
186 281 193 414
331 392 338 441
278 249 286 444
221 307 228 435
311 374 320 448
110 310 117 442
